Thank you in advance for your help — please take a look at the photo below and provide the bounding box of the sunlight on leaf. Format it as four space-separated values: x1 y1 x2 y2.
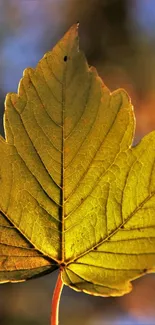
0 24 155 296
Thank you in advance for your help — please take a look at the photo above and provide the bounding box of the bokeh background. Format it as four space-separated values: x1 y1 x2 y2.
0 0 155 324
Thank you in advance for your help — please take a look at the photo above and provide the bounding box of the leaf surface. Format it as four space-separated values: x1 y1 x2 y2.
0 25 155 295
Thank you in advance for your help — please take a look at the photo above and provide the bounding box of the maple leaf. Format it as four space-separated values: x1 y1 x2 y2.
0 24 155 306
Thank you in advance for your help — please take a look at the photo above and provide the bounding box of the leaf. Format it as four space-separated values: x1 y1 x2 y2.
0 24 155 296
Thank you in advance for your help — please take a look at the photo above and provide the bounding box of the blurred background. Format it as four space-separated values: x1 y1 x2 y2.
0 0 155 324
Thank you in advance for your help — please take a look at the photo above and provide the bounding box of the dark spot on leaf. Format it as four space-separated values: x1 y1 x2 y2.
60 263 66 270
120 225 124 229
61 263 65 266
143 268 147 273
64 55 68 62
94 247 97 251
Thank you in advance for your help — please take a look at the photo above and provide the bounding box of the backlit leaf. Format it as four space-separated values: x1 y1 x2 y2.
0 24 155 296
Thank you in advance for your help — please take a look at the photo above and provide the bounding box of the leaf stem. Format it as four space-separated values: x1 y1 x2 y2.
51 270 64 325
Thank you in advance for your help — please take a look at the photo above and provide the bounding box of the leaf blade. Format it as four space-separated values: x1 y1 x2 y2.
0 25 155 295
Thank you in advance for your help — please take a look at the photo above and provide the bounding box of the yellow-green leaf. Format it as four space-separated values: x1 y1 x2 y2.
0 24 155 296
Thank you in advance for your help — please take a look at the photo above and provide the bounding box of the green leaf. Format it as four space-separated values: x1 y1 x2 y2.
0 24 155 296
